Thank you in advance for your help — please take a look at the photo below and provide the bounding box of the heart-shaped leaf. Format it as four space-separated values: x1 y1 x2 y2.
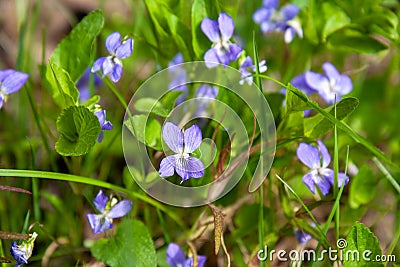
91 219 156 267
55 106 101 156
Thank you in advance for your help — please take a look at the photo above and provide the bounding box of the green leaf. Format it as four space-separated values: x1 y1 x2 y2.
304 97 359 138
46 62 79 108
160 90 184 114
343 222 383 267
134 98 169 117
144 0 193 60
191 0 220 59
327 29 388 54
43 10 104 108
285 83 309 113
124 115 162 150
50 10 104 81
321 2 351 41
303 0 323 44
91 219 157 267
55 106 101 156
349 165 377 209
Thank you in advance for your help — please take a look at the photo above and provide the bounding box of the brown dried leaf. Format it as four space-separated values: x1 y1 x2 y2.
208 204 225 255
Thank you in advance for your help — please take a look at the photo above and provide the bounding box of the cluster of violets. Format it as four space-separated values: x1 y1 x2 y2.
4 5 355 266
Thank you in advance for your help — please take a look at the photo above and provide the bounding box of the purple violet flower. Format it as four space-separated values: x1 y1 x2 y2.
10 232 37 267
295 230 312 244
196 84 218 99
86 190 132 235
94 106 113 142
159 122 205 183
201 12 243 68
91 32 133 83
76 68 102 102
168 53 188 104
0 69 29 109
166 243 207 267
253 0 302 43
296 140 349 196
304 62 352 104
239 56 267 85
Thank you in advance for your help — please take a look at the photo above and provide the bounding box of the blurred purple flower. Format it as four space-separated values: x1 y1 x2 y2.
159 122 204 183
305 62 352 104
10 232 37 267
0 69 29 109
196 84 218 99
91 32 133 83
253 0 302 43
295 230 312 244
296 140 349 195
196 84 219 116
166 243 207 267
87 190 132 235
94 106 113 142
76 68 102 102
239 56 267 85
168 53 188 104
201 12 243 68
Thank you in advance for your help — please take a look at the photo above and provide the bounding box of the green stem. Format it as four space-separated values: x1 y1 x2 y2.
0 240 5 267
275 174 331 248
25 85 58 171
315 147 349 256
255 74 400 189
258 185 265 266
103 78 129 112
373 158 400 194
156 208 170 244
253 33 266 267
29 143 41 222
0 169 184 229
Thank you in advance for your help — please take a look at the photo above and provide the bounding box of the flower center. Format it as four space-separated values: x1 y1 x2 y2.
175 152 189 171
214 38 231 54
328 78 338 93
270 9 284 23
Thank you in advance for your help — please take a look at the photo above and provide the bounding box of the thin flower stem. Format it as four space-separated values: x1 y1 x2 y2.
29 143 41 222
253 33 266 267
315 146 350 256
103 77 129 112
333 96 339 197
373 157 400 195
156 208 170 244
275 174 331 247
25 84 58 171
0 169 184 229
